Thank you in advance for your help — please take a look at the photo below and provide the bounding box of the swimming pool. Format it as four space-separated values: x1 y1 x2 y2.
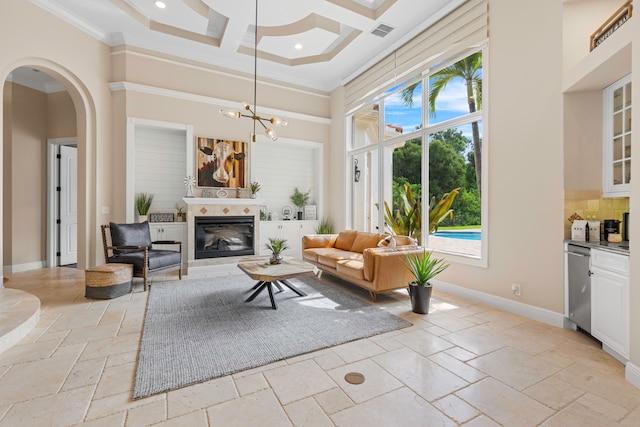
432 231 481 241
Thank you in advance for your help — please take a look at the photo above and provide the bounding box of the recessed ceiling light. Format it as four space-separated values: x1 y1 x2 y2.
294 43 303 50
155 1 166 9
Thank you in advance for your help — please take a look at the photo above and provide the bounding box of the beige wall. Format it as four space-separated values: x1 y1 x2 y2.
1 0 114 270
2 83 47 266
1 83 77 269
563 90 602 189
433 0 565 312
47 91 76 139
2 82 12 266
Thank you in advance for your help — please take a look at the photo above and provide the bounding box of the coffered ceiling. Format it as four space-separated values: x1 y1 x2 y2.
29 0 464 92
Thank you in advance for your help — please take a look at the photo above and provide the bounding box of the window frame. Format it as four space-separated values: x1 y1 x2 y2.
347 45 489 267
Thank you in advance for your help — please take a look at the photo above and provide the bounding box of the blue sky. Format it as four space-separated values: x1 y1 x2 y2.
383 79 479 140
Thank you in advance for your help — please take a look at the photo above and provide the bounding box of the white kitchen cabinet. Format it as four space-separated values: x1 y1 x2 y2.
149 223 188 270
602 74 632 198
259 220 319 258
590 249 629 359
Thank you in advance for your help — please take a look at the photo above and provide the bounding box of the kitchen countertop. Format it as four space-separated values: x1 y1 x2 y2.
565 239 630 255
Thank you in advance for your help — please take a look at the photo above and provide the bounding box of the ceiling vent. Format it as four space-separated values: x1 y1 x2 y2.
371 23 394 38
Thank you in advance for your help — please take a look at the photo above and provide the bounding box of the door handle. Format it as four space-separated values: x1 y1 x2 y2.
568 252 588 257
588 270 593 276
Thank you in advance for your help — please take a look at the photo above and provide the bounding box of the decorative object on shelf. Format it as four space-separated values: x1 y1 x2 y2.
216 189 228 199
149 213 174 223
304 205 317 221
590 1 632 51
315 218 334 234
136 193 154 223
404 248 449 314
196 137 247 189
567 212 583 223
260 205 267 220
250 181 261 198
264 237 289 265
281 205 293 220
354 159 361 182
290 187 310 220
219 0 288 142
184 175 195 197
202 189 211 198
175 203 186 222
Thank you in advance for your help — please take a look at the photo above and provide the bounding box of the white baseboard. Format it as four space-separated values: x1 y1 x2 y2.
3 261 47 274
432 279 566 328
626 363 640 389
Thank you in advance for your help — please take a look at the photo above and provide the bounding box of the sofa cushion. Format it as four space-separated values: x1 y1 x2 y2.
336 259 365 280
335 230 358 251
109 221 152 254
318 250 362 269
302 234 337 249
303 247 343 263
351 232 383 253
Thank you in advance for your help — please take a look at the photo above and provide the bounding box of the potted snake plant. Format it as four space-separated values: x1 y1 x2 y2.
136 193 153 223
404 248 449 314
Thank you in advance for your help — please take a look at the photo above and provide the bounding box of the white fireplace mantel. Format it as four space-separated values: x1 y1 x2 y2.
183 197 265 206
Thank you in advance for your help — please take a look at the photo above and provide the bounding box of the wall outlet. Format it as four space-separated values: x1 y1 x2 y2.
511 283 521 296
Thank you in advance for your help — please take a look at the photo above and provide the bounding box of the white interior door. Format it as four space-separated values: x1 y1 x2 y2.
59 145 78 265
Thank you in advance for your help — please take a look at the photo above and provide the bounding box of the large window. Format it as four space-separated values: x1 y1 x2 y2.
349 50 486 262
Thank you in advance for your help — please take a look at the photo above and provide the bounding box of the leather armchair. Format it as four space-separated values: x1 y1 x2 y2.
101 221 182 291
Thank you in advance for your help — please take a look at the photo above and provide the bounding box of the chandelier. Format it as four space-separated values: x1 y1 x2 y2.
219 0 287 141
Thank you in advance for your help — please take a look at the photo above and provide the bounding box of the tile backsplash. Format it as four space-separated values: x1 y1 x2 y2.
564 190 629 239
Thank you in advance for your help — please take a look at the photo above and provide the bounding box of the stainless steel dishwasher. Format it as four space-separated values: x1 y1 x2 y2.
567 244 591 333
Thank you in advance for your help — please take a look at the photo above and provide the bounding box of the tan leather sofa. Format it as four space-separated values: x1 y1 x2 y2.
302 230 423 300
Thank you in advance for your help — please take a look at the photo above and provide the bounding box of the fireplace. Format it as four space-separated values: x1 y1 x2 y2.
195 216 255 259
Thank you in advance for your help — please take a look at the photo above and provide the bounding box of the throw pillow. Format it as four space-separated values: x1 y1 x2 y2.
351 232 383 253
377 235 396 247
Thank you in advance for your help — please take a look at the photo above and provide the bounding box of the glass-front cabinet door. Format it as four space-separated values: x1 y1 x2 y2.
603 74 632 197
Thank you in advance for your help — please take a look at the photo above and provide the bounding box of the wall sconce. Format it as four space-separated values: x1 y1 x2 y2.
354 159 361 183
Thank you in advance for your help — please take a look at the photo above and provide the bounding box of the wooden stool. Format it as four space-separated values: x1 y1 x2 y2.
85 264 134 299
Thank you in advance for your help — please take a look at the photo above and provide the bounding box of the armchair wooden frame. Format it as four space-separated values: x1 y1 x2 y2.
101 224 183 291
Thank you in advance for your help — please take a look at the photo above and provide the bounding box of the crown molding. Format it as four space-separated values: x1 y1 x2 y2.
109 81 332 125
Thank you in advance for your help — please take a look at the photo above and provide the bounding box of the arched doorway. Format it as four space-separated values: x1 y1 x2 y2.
1 59 95 273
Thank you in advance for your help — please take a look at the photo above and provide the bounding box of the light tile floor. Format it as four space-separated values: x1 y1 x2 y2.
2 266 640 426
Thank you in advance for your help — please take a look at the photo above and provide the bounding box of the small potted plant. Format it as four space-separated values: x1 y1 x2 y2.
175 203 186 222
250 181 261 198
264 237 289 265
315 218 334 234
290 187 310 220
404 248 449 314
136 193 153 223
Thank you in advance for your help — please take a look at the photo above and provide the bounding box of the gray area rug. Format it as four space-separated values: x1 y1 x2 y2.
133 273 412 399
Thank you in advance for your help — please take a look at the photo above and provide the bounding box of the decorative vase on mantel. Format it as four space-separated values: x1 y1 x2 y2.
138 215 148 223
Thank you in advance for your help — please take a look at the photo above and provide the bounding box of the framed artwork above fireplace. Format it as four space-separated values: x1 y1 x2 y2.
196 137 248 189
